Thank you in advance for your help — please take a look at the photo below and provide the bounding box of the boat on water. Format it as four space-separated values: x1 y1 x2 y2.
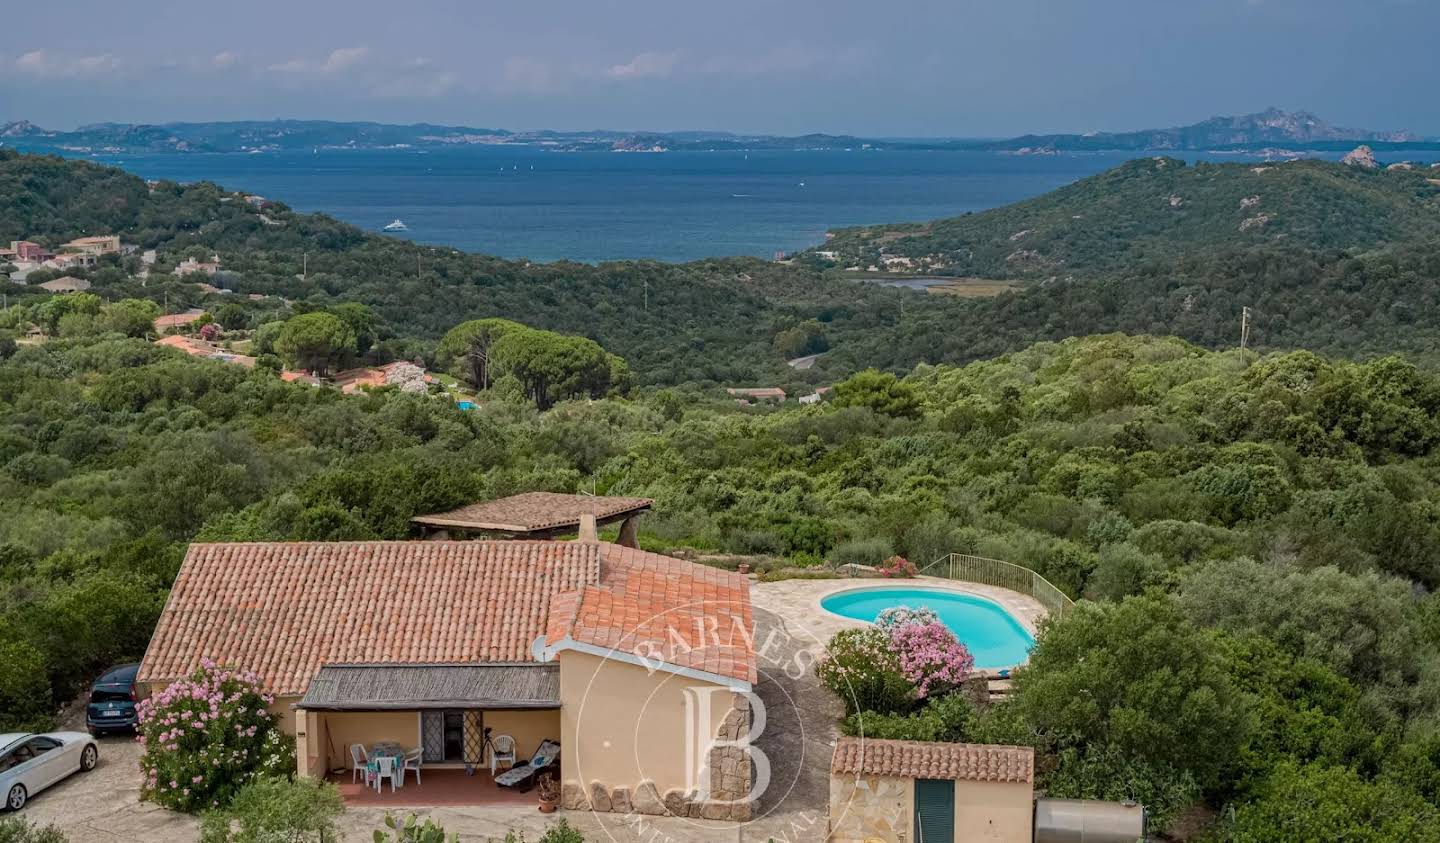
383 219 409 232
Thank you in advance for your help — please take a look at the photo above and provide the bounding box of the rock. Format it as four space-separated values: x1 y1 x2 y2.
610 786 633 815
589 781 612 813
701 800 730 820
1240 195 1261 209
1387 162 1415 171
663 788 697 817
1342 145 1379 169
561 782 588 811
633 781 665 815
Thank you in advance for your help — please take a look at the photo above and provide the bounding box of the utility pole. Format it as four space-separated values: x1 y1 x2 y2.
643 279 649 312
1240 306 1252 350
302 252 307 283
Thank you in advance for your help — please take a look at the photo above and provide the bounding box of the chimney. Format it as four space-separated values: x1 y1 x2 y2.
578 513 598 543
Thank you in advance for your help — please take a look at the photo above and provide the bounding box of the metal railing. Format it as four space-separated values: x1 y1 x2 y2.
919 552 1075 618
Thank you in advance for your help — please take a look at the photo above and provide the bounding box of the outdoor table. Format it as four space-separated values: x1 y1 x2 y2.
367 743 406 788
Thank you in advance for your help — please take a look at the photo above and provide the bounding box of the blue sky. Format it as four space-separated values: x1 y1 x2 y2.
2 0 1437 136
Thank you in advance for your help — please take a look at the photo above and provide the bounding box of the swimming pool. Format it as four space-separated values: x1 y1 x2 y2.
821 587 1035 669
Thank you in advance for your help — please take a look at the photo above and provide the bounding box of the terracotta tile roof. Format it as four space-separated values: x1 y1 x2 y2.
139 540 754 696
412 492 653 533
138 541 599 696
154 309 207 330
831 737 1033 784
544 545 756 684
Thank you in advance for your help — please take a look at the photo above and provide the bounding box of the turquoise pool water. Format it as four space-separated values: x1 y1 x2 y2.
456 401 477 410
821 587 1035 669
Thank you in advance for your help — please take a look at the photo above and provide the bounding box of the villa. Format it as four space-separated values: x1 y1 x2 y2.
136 535 757 818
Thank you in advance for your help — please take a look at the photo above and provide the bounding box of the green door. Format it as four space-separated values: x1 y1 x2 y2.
914 778 955 843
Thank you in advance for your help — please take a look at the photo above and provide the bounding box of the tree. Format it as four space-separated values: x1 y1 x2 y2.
831 369 922 418
274 312 355 377
103 299 161 338
1012 594 1250 789
436 318 525 390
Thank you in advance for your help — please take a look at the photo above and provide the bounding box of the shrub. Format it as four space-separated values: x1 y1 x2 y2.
841 694 976 743
0 817 68 843
830 536 894 568
817 628 917 716
198 776 342 843
493 821 585 843
878 555 918 578
1232 761 1440 843
888 620 974 698
1044 746 1200 835
377 813 460 843
874 605 940 631
138 660 295 813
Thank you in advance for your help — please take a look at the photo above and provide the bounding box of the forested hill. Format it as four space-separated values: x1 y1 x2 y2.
0 149 922 386
10 149 1440 381
814 157 1440 278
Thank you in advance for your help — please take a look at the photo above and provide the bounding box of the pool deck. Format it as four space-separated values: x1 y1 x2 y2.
749 575 1048 669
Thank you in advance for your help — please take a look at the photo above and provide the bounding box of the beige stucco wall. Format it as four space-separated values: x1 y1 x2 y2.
558 650 735 798
484 709 561 762
955 779 1033 842
829 774 913 843
321 711 422 770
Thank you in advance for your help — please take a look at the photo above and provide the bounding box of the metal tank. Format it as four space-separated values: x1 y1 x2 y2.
1034 798 1147 843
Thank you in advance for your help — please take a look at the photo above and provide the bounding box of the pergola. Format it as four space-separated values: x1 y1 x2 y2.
411 492 653 547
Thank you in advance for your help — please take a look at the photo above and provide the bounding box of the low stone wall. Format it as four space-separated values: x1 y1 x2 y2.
561 694 755 821
828 773 913 843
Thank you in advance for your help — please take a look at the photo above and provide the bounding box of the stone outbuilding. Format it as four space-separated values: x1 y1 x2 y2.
412 492 652 547
829 737 1035 842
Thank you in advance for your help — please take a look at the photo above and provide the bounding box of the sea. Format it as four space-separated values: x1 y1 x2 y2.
81 146 1440 264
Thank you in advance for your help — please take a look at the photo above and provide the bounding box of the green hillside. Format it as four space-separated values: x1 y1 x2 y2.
816 157 1440 277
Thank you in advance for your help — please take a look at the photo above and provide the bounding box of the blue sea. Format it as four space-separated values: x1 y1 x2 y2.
82 146 1435 264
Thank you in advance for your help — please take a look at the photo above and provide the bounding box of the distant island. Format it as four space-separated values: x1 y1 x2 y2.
2 108 1434 155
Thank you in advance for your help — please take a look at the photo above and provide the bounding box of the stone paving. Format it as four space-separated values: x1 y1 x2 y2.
21 576 1042 842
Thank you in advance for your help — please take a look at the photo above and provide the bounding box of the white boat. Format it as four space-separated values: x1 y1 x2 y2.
383 219 409 232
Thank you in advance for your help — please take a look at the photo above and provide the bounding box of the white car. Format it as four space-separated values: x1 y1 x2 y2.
0 732 99 811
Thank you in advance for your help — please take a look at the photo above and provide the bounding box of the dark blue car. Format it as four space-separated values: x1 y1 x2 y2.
85 664 140 735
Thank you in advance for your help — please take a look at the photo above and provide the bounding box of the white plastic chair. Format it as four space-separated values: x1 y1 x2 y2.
349 743 369 783
400 746 423 786
374 755 397 793
490 734 517 775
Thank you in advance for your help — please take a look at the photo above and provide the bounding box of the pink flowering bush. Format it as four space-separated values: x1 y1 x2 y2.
137 659 295 813
878 555 918 578
875 605 940 631
888 620 975 698
816 628 917 716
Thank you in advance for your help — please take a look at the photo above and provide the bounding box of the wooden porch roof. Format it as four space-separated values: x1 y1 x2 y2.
298 663 561 711
411 492 652 534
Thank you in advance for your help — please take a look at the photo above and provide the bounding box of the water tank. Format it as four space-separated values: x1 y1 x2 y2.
1034 798 1146 843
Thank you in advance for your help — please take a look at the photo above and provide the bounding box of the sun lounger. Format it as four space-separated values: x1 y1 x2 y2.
494 739 560 791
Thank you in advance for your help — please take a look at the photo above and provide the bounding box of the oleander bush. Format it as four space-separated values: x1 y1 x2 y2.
138 660 295 813
816 628 916 716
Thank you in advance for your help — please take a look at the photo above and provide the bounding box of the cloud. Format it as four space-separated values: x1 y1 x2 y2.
211 51 238 70
498 57 566 94
607 51 681 81
14 49 119 79
268 46 371 75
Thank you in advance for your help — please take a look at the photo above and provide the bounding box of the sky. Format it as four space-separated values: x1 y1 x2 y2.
2 0 1438 137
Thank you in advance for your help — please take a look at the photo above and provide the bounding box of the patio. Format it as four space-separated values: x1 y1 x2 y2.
332 767 538 808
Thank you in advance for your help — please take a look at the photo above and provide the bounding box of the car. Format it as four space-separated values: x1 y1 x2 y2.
85 663 140 735
0 732 99 811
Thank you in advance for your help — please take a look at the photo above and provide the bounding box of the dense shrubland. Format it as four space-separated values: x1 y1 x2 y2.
3 331 1440 836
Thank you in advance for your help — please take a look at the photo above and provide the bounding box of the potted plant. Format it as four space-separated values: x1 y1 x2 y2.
537 773 560 813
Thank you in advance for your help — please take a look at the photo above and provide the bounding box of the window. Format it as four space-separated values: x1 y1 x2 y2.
26 737 59 756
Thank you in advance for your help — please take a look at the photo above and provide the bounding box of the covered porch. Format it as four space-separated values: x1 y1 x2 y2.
294 663 562 807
